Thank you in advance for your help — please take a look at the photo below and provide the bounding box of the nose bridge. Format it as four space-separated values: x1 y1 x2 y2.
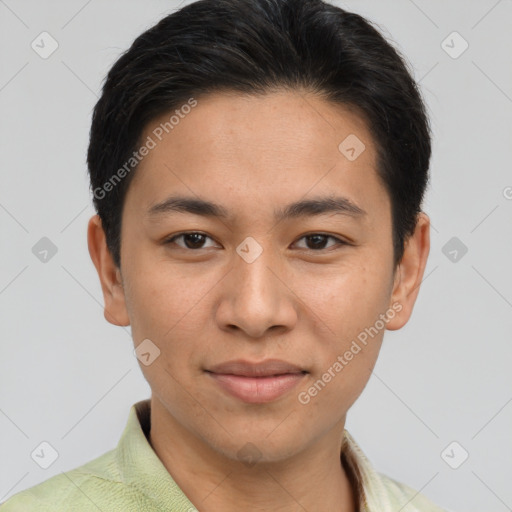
234 238 280 308
217 236 297 337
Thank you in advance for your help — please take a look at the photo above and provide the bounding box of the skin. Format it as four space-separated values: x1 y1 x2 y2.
88 89 430 512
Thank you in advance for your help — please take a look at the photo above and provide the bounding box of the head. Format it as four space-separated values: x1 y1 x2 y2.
87 0 431 464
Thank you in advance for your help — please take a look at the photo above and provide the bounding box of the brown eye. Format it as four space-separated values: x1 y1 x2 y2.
294 234 346 251
165 232 217 250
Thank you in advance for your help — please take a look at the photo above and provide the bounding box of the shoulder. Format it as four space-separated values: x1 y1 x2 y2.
377 471 450 512
0 448 138 512
341 430 452 512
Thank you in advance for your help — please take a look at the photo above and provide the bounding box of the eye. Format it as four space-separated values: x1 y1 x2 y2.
164 232 219 250
293 233 348 251
163 232 348 252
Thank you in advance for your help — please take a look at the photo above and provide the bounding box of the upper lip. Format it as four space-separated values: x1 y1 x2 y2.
206 359 307 377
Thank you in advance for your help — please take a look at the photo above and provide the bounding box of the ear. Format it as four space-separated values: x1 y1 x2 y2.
386 212 430 331
87 214 130 327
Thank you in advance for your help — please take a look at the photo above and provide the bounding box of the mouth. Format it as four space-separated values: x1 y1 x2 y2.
205 359 308 404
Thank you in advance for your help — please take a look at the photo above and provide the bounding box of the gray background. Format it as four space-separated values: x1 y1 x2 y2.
1 1 511 511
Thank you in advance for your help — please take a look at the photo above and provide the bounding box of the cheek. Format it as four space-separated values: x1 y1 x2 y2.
122 263 175 337
294 260 390 401
124 272 206 389
295 262 387 338
123 263 215 349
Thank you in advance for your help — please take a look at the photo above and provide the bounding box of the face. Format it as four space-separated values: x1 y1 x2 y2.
89 89 429 464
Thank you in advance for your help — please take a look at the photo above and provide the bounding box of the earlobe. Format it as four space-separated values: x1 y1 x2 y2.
386 212 430 331
87 215 131 327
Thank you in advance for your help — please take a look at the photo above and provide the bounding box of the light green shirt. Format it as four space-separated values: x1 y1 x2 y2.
2 399 449 511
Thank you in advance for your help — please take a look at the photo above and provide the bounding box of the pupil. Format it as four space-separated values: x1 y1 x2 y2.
308 235 327 249
185 233 205 248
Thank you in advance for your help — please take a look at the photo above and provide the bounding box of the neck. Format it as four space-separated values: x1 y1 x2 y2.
148 397 357 512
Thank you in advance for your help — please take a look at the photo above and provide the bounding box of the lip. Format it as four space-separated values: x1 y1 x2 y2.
206 359 308 404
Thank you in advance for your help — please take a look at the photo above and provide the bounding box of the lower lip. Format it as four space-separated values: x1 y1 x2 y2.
207 372 306 403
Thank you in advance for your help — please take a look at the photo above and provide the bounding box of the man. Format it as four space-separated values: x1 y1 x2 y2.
2 0 449 510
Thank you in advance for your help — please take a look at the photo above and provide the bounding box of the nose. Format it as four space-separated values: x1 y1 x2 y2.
215 242 298 339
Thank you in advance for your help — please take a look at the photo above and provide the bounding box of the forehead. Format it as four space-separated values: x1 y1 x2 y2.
141 89 375 166
126 90 387 223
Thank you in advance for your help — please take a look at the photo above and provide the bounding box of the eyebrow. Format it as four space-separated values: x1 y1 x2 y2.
147 195 367 221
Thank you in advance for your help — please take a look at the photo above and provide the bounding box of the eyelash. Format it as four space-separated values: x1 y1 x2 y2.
163 231 349 252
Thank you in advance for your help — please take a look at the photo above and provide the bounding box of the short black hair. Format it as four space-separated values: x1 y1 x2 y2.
87 0 432 269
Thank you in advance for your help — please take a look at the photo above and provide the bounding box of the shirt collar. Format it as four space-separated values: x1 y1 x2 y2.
115 399 198 510
117 399 388 511
341 429 395 511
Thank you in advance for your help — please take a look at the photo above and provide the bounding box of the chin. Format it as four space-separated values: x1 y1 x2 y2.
197 417 314 465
